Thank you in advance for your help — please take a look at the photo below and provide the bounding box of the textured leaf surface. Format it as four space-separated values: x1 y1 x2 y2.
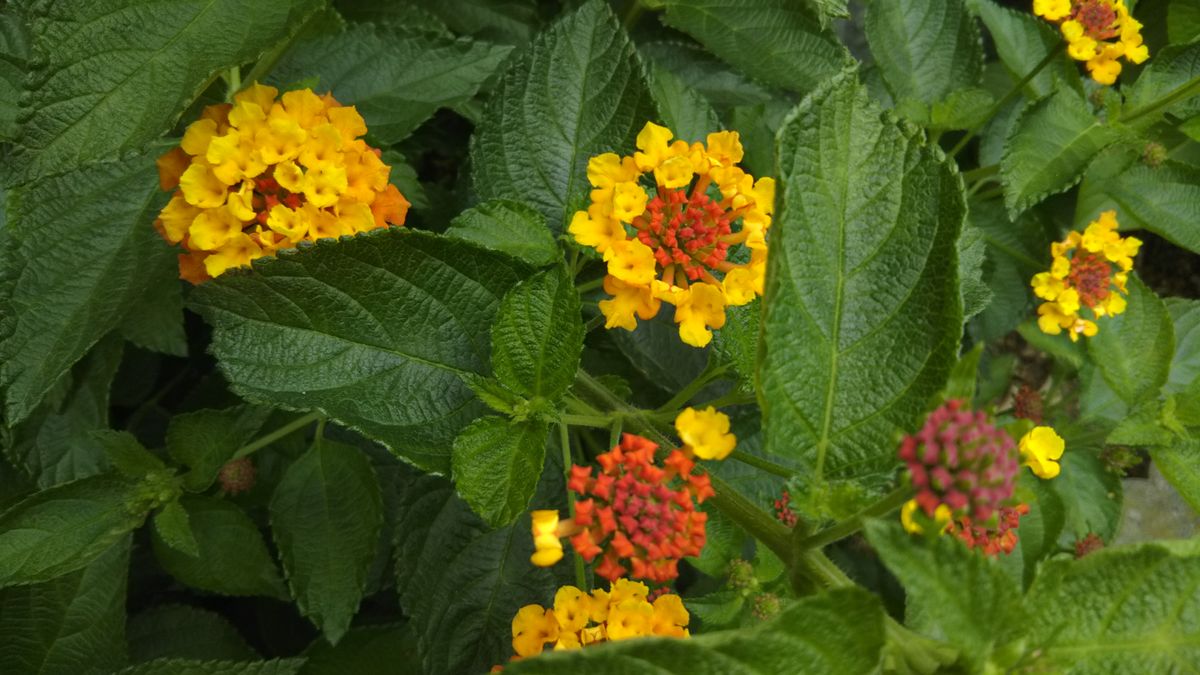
115 659 306 675
298 624 416 675
444 200 559 267
0 473 144 587
128 605 257 663
0 7 29 141
647 64 720 142
1025 542 1200 672
269 23 512 144
151 496 285 599
11 0 321 180
471 1 653 231
1 150 172 423
189 229 532 474
866 521 1025 665
1169 0 1200 44
1166 298 1200 395
968 201 1048 341
0 536 129 674
639 41 773 110
865 0 982 104
491 267 583 400
1001 89 1120 217
1151 440 1200 513
391 0 538 44
1125 42 1200 126
505 588 885 674
270 439 382 644
394 471 560 673
660 0 849 93
153 500 199 557
452 417 549 527
763 73 963 493
1047 448 1123 545
1087 276 1174 405
970 0 1079 98
1079 157 1200 255
166 405 272 492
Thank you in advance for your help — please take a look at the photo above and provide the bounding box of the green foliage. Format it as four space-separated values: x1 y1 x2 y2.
114 659 306 675
167 406 272 492
1079 153 1200 255
10 0 323 181
153 499 200 557
0 6 29 142
490 267 584 401
1087 275 1174 405
452 417 550 527
444 200 560 267
298 624 416 675
763 72 963 497
647 64 721 143
969 0 1079 98
1001 89 1121 217
269 23 513 145
270 438 383 643
1124 42 1200 127
505 588 885 674
127 605 258 663
865 0 982 105
189 230 532 473
470 1 654 231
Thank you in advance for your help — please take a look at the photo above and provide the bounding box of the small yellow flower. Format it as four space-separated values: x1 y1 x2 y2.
553 586 590 633
673 282 727 348
675 406 736 461
512 605 559 657
900 499 952 534
1019 426 1065 479
651 594 690 637
598 276 661 331
530 510 564 567
1033 0 1071 21
603 239 657 286
606 598 654 641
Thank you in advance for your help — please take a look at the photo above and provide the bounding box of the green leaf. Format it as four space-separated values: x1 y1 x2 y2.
944 343 984 402
299 624 416 675
1087 275 1174 405
660 0 850 93
94 430 165 478
0 7 29 142
1124 42 1200 127
0 472 145 587
268 24 512 145
805 0 850 27
958 220 992 321
115 659 306 675
646 64 720 142
1169 0 1200 44
451 416 549 527
969 0 1080 99
1001 88 1121 217
638 41 773 110
491 267 583 401
471 0 654 231
712 299 761 390
1166 298 1200 394
608 310 709 393
392 0 538 45
154 500 199 558
167 405 272 492
269 438 383 644
0 536 129 674
504 588 885 674
10 0 322 180
444 200 560 267
3 334 123 487
866 521 1025 666
1078 156 1200 256
189 229 533 474
865 0 982 104
394 471 560 673
119 270 187 357
1150 440 1200 513
128 605 257 663
151 495 286 599
1047 447 1122 545
763 72 964 494
1025 542 1200 671
1 149 173 424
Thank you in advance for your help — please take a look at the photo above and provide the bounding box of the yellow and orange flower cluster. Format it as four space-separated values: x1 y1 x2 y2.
155 84 409 282
511 581 689 659
1033 0 1149 84
1032 210 1141 341
569 122 774 347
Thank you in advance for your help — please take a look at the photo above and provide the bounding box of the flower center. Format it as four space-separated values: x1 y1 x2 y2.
1068 252 1112 307
611 474 678 550
1072 0 1119 39
252 170 303 224
634 185 731 281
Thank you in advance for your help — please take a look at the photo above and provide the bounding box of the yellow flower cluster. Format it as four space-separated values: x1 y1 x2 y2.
1019 426 1066 479
675 406 736 460
155 84 409 282
1032 211 1140 341
569 122 774 348
1033 0 1149 84
511 580 689 659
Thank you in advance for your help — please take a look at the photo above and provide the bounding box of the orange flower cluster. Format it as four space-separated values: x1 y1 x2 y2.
947 503 1030 556
532 434 712 583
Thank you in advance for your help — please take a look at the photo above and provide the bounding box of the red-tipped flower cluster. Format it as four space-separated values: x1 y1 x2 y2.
947 503 1029 556
899 399 1020 525
567 434 713 583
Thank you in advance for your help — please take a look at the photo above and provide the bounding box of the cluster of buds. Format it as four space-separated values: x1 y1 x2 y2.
569 122 774 347
772 489 798 527
1075 533 1106 558
218 457 256 495
947 504 1030 556
530 433 712 583
1033 0 1149 84
1032 210 1141 341
510 580 688 659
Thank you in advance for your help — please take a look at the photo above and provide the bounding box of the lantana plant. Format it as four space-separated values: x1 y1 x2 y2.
1 1 1198 674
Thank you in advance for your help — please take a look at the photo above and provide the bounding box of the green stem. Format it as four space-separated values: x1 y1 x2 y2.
233 411 323 459
948 43 1066 159
622 0 645 29
795 484 913 552
974 186 1003 201
654 361 728 414
223 66 241 102
560 413 613 429
583 315 605 333
560 421 588 590
576 277 603 294
728 450 794 479
962 163 998 183
795 548 854 589
1121 73 1200 125
708 473 794 564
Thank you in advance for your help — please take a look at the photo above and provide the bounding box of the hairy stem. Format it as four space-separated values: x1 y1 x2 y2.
795 484 913 552
233 411 323 459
